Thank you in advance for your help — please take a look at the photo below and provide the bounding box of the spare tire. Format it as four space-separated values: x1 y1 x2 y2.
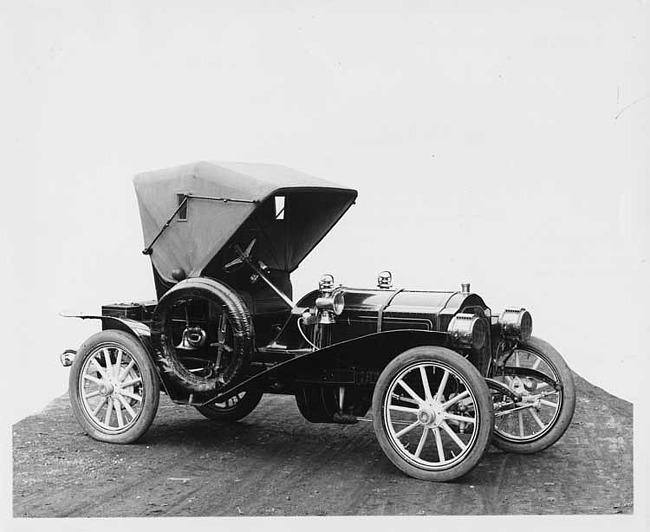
150 277 255 394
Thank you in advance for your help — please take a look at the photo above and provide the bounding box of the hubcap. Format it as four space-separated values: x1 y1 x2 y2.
417 401 444 428
99 383 114 396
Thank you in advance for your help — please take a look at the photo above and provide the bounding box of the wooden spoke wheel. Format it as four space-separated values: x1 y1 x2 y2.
69 330 160 443
194 388 264 422
489 337 575 454
372 346 493 482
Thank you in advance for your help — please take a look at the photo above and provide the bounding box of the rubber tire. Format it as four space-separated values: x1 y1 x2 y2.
150 277 255 395
372 346 494 482
195 388 264 422
69 330 160 444
294 385 339 423
491 336 576 454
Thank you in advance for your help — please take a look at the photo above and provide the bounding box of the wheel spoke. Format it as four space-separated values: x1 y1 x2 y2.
540 399 559 409
396 379 424 405
518 411 525 437
440 421 467 451
115 349 123 379
414 427 429 458
83 374 102 385
114 398 125 427
514 351 520 367
532 357 541 370
529 408 546 430
445 412 476 425
433 427 445 462
91 359 109 380
442 390 469 410
391 393 419 406
434 369 449 401
395 420 421 439
91 396 108 416
389 404 419 414
420 366 433 401
118 359 135 382
121 377 142 388
117 395 137 419
83 389 102 399
103 349 114 380
104 397 114 426
121 390 143 402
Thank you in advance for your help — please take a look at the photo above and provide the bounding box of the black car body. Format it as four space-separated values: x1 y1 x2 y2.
61 161 576 481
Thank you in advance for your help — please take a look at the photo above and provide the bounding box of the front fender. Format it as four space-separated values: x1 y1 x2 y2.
301 329 452 371
215 329 451 401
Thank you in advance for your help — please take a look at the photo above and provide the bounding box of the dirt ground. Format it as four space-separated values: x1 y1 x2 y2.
13 373 632 517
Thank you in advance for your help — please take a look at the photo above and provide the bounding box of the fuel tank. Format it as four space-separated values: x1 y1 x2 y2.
296 286 489 345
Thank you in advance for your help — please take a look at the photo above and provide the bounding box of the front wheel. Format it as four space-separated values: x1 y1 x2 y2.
69 330 160 443
489 336 576 454
194 387 263 422
372 346 493 482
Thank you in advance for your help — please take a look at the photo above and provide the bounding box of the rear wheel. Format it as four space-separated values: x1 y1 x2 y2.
372 346 493 482
490 337 575 453
295 385 339 422
194 388 264 421
69 330 160 443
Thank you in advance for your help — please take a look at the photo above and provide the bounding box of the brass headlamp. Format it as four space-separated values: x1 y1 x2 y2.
447 313 488 350
498 308 533 341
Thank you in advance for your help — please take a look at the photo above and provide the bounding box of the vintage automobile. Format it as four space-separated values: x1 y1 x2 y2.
60 161 576 482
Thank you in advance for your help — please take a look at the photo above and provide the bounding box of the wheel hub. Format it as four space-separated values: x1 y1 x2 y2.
417 401 444 428
99 383 115 396
522 377 537 392
509 377 528 396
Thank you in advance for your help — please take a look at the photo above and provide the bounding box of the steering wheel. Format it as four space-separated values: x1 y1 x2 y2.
222 238 257 273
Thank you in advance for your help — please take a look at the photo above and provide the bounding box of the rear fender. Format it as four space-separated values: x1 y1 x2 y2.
62 314 171 394
64 314 153 350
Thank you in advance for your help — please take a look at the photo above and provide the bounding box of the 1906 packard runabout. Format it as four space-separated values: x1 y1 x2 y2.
61 161 576 481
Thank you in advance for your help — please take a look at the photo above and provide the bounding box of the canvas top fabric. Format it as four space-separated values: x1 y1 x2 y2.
133 161 357 283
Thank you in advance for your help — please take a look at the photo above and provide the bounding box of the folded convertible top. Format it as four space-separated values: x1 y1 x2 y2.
134 161 357 283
